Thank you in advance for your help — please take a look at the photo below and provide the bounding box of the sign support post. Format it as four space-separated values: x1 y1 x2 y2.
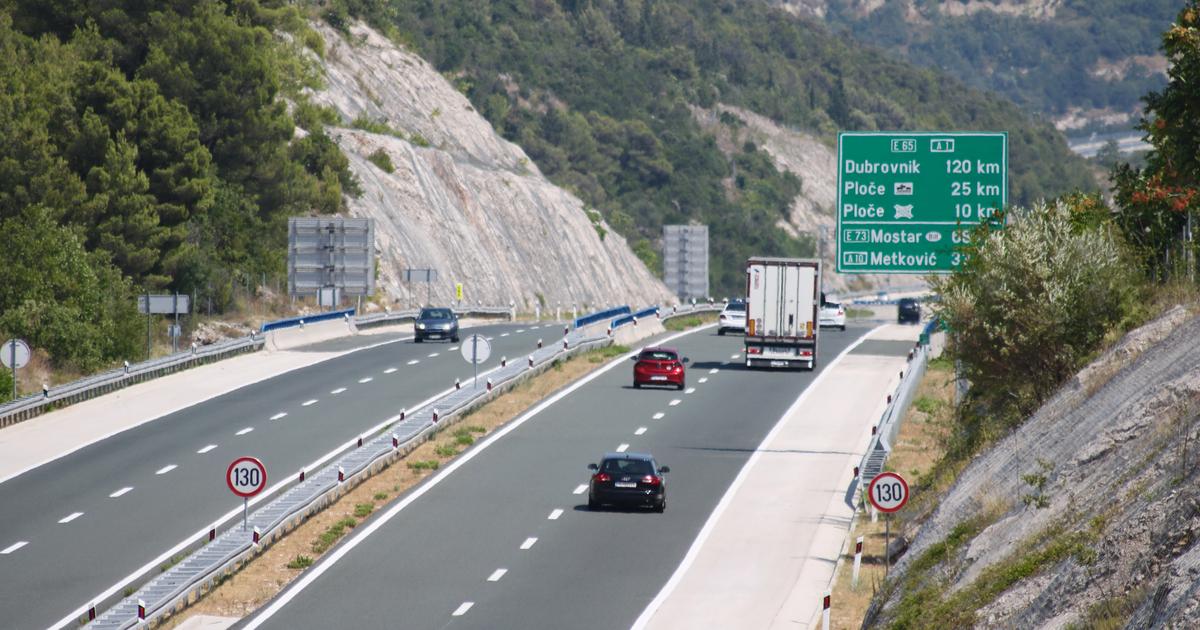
227 457 268 534
867 471 910 578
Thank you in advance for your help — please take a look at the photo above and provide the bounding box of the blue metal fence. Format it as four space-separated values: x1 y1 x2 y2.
260 308 356 333
611 306 658 329
573 306 630 329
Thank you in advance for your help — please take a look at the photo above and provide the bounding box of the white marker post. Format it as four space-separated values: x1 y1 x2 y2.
226 456 267 532
852 536 864 589
821 590 831 630
460 334 492 388
867 471 910 575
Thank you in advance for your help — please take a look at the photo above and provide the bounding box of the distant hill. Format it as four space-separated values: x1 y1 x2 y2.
775 0 1176 133
338 0 1097 296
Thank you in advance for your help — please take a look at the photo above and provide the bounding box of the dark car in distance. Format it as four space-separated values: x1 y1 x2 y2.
588 452 669 512
897 298 921 324
631 347 689 390
414 307 459 342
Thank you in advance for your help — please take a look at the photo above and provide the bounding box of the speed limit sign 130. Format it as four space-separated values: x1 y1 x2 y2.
226 457 268 498
867 471 909 513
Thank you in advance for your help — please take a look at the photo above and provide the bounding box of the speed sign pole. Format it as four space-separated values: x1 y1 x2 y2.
867 471 910 574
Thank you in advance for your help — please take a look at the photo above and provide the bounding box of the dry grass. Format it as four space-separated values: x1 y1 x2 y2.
158 347 623 627
828 359 958 629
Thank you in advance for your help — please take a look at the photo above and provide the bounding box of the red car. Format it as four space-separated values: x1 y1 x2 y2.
631 346 689 390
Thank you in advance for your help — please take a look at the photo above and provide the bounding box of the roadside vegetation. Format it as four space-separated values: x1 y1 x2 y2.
858 4 1200 626
663 312 717 332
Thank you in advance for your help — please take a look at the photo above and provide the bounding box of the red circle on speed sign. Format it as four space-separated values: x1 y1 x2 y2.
226 457 267 498
867 471 909 513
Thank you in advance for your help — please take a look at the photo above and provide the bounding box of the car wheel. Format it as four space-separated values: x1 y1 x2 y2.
451 335 460 343
677 382 685 391
414 335 423 343
718 328 725 336
633 381 641 389
588 496 599 511
840 325 846 331
654 498 665 513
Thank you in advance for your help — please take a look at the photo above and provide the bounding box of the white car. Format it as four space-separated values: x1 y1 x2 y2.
819 301 846 331
717 301 746 335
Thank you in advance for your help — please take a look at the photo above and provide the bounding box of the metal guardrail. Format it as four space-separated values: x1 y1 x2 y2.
259 309 357 332
611 306 660 329
83 306 652 629
0 336 264 429
355 306 514 329
573 306 629 329
658 302 724 320
856 318 940 488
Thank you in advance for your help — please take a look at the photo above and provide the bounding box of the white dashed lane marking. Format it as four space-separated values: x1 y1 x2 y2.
698 378 708 384
109 487 133 498
669 399 681 407
616 443 629 453
709 368 719 374
384 367 397 374
500 333 510 337
448 347 459 352
486 336 495 341
330 388 347 395
407 360 420 365
58 512 84 524
686 387 696 394
452 602 473 617
197 444 217 454
573 484 588 495
428 353 439 358
0 541 27 554
731 354 741 360
236 427 254 436
548 509 564 520
517 329 526 333
520 537 538 550
487 569 508 582
270 412 287 421
653 412 665 420
635 427 647 435
358 377 373 384
302 399 318 406
156 465 177 475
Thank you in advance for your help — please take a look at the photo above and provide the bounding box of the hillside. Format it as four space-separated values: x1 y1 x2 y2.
338 0 1097 297
306 21 673 307
866 305 1200 627
777 0 1177 133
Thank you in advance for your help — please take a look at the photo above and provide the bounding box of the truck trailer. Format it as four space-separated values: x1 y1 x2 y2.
744 257 821 369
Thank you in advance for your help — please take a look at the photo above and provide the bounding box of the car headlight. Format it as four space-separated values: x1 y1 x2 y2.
417 323 425 330
443 323 452 330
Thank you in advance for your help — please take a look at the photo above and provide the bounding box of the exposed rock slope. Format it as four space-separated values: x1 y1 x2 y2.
305 21 673 309
868 305 1200 628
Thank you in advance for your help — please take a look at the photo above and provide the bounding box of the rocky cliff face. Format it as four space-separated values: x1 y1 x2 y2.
304 21 673 310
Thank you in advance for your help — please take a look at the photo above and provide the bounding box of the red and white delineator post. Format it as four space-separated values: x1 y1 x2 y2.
852 536 864 589
821 591 830 630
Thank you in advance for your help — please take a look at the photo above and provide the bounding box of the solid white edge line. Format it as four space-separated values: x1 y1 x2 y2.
487 568 508 582
0 333 418 488
548 509 564 520
155 465 177 475
109 487 133 498
236 427 253 436
240 324 716 629
452 602 474 616
1 541 28 554
572 484 588 495
196 445 217 454
58 512 84 524
616 443 630 453
630 326 881 630
52 362 506 628
270 412 287 421
520 537 538 550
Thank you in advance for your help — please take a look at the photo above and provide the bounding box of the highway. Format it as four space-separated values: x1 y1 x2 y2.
0 322 551 630
241 325 871 630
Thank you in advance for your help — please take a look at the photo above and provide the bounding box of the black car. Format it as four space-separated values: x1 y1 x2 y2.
587 452 669 512
897 298 921 324
414 307 459 342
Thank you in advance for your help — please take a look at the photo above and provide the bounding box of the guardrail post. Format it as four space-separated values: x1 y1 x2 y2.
299 469 306 483
455 378 461 391
632 316 638 327
337 466 344 483
392 433 399 448
357 435 363 448
432 409 439 423
252 526 261 546
563 325 569 336
88 604 96 621
400 408 406 420
822 591 831 630
138 599 146 620
500 356 507 367
486 378 493 392
527 355 534 369
509 300 515 321
209 526 216 542
537 338 543 349
852 537 863 589
562 338 568 350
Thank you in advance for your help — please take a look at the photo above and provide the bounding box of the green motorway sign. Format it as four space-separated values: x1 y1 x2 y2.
836 132 1007 274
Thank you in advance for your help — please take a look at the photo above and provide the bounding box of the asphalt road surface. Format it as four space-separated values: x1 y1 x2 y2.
0 322 552 630
242 325 869 630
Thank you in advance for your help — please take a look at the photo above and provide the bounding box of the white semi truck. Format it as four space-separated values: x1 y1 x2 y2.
744 257 821 369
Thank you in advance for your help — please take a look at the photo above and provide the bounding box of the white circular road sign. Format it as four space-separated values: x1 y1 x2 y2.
867 471 909 513
460 334 492 364
226 457 268 498
0 339 30 370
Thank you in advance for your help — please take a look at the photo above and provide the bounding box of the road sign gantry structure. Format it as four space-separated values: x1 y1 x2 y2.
837 132 1008 274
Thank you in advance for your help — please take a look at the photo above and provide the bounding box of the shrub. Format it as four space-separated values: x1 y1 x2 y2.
287 554 314 569
367 148 394 173
353 502 374 518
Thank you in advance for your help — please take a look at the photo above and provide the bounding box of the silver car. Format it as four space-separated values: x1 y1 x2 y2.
718 301 746 335
819 301 847 331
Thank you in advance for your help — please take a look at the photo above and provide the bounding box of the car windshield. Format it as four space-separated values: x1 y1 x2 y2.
601 459 654 475
824 302 841 310
899 299 918 308
639 350 677 361
420 308 453 319
724 303 746 313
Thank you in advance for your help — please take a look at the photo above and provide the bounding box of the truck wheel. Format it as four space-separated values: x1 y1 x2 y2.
718 329 725 336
